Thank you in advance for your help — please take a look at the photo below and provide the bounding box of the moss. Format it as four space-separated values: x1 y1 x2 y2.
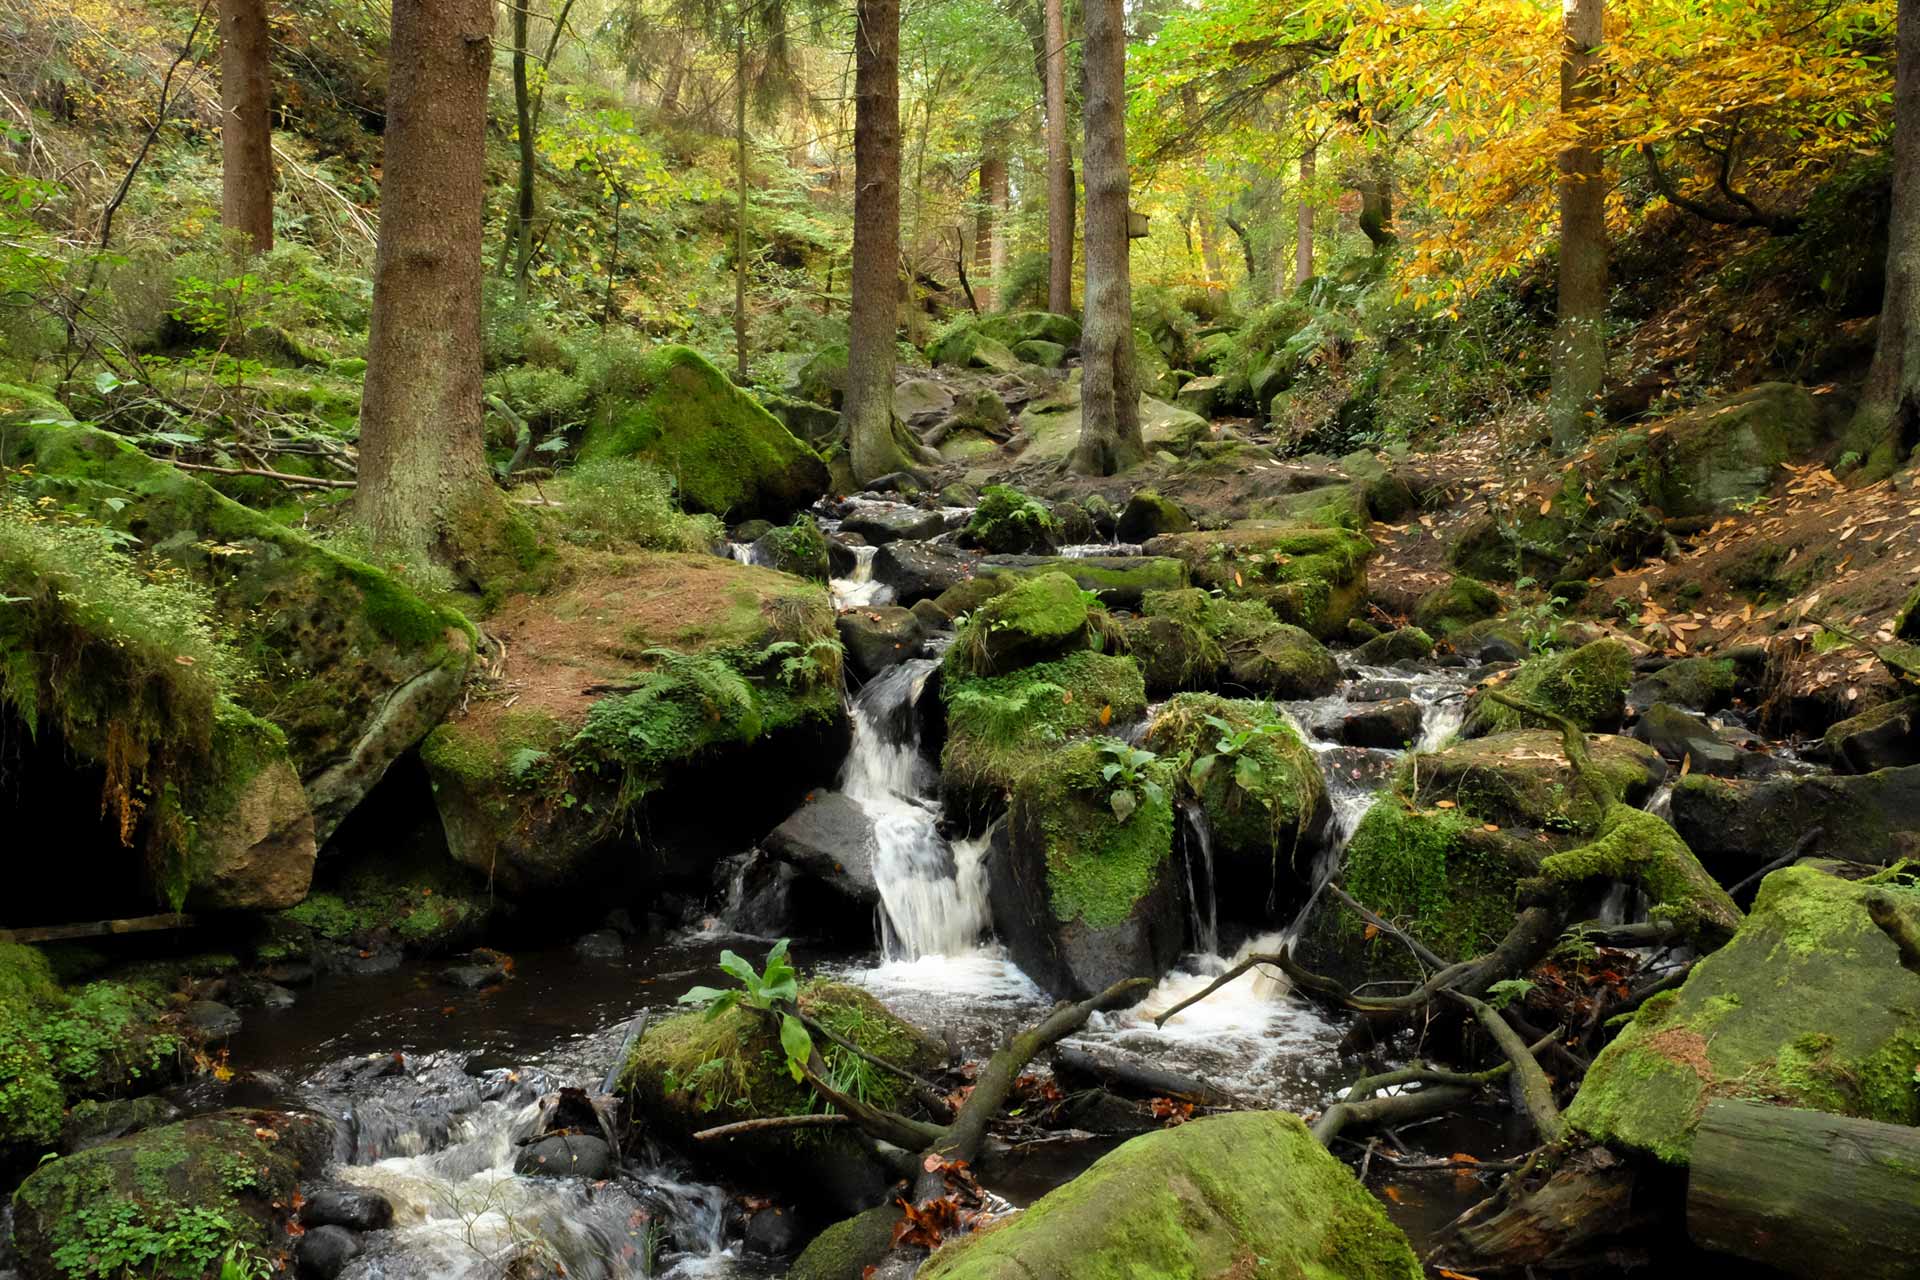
946 571 1107 678
758 515 830 580
964 485 1060 554
942 651 1148 805
1407 730 1663 834
1010 741 1176 930
1339 801 1522 967
791 1206 901 1280
918 1112 1420 1280
1566 867 1920 1164
1467 639 1632 735
1414 576 1503 636
1539 804 1741 946
1635 657 1737 712
1145 694 1326 878
1145 523 1374 639
277 836 490 953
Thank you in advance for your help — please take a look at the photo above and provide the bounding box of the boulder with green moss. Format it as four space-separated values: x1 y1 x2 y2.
1409 730 1667 834
3 423 472 895
1565 866 1920 1165
1011 372 1205 462
792 345 849 409
1628 655 1737 713
580 344 828 522
11 1108 333 1280
917 1111 1421 1280
753 515 831 581
943 571 1109 677
619 980 944 1210
1115 490 1194 542
422 553 845 892
947 555 1187 613
1669 764 1920 878
979 311 1082 348
1464 639 1632 737
1355 626 1435 665
1013 339 1066 368
962 485 1060 554
1222 622 1341 698
1821 695 1920 773
991 739 1183 1000
790 1206 902 1280
1414 576 1502 636
1143 522 1374 640
1144 695 1328 919
927 325 1021 373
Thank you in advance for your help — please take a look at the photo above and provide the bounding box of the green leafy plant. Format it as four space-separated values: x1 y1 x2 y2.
1097 738 1165 823
678 940 814 1082
1486 978 1535 1010
1188 710 1289 794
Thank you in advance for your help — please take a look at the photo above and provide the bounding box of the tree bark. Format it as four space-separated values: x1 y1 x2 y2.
357 0 515 581
734 27 750 383
1044 0 1073 314
1293 145 1315 288
1357 165 1395 250
1072 0 1142 477
1549 0 1609 452
975 129 1008 310
1845 0 1920 479
844 0 915 484
508 0 535 300
1196 202 1225 283
219 0 273 253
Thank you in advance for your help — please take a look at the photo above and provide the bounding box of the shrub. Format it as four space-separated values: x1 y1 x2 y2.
548 457 723 552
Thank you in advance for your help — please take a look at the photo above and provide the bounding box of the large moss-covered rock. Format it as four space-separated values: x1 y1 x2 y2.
1144 695 1328 919
962 485 1060 554
581 345 829 521
1629 656 1737 713
1566 867 1920 1165
3 423 470 863
790 1206 901 1280
1669 764 1920 878
1409 730 1667 834
619 981 942 1210
421 553 844 892
918 1111 1421 1280
992 740 1183 1000
944 571 1107 677
11 1108 333 1280
1464 639 1633 736
978 311 1082 348
927 325 1021 373
1415 576 1502 637
1118 588 1313 698
1013 372 1206 463
793 344 848 409
1144 523 1373 640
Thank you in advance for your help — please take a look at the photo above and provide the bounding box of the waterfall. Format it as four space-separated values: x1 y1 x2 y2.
1414 695 1467 753
830 544 891 610
841 658 990 960
1178 804 1220 958
1643 779 1675 822
724 541 770 567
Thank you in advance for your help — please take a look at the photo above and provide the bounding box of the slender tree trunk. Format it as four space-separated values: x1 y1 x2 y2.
845 0 915 483
659 46 686 113
1549 0 1609 452
509 0 535 301
357 0 517 581
1357 164 1395 250
975 130 1007 311
1196 202 1225 283
734 28 750 383
1293 145 1315 289
1044 0 1073 314
1846 0 1920 479
219 0 273 253
1072 0 1142 477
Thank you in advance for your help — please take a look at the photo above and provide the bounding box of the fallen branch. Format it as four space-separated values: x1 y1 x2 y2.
1312 1086 1477 1147
171 461 356 489
1448 990 1563 1144
693 1113 856 1141
1330 882 1450 972
1725 825 1825 899
797 1008 953 1120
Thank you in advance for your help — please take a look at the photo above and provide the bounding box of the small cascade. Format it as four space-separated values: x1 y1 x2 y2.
1177 804 1220 958
724 541 769 567
1059 541 1145 558
1643 779 1676 822
842 658 990 960
830 543 891 610
1414 695 1467 752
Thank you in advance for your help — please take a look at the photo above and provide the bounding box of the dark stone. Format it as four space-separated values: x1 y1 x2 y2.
1477 635 1525 663
827 537 864 579
60 1096 181 1154
836 607 925 679
1822 697 1920 774
261 961 316 985
1333 700 1424 750
1670 764 1920 880
744 1206 801 1256
1632 704 1742 776
761 792 881 912
841 505 942 545
864 471 928 498
1347 679 1412 702
873 541 982 604
295 1227 362 1280
514 1133 616 1179
228 979 296 1009
734 520 776 544
572 929 625 959
301 1187 395 1232
1115 491 1194 542
909 598 951 630
439 958 508 989
185 1000 241 1039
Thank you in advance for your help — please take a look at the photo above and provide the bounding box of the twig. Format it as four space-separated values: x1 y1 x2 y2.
1725 825 1824 899
1446 990 1563 1144
1311 1085 1477 1147
1330 883 1449 971
171 461 355 489
98 2 211 250
796 1009 953 1120
693 1113 855 1141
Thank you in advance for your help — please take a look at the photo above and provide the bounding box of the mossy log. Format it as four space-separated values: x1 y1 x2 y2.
1687 1100 1920 1280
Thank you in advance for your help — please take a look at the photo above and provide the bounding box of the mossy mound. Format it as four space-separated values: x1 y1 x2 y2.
1414 576 1503 637
1120 588 1315 697
277 831 491 954
944 571 1110 677
1143 522 1374 640
993 740 1182 1000
1668 764 1920 874
918 1111 1421 1280
1566 867 1920 1165
941 650 1148 816
1465 639 1633 737
1144 695 1329 918
421 552 844 892
790 1205 900 1280
1115 490 1194 542
755 515 831 581
1630 656 1737 713
579 344 828 522
978 311 1082 348
1538 802 1741 948
620 980 942 1209
1355 626 1435 665
926 325 1021 373
955 555 1188 613
11 1108 333 1280
962 485 1060 554
793 344 849 409
1407 730 1667 835
1012 372 1207 463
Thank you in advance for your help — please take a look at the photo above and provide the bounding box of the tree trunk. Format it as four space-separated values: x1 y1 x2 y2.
1196 202 1225 283
218 0 273 253
357 0 516 581
1549 0 1609 452
1072 0 1142 477
844 0 915 484
734 28 750 383
1293 145 1315 289
508 0 535 301
975 130 1007 310
1687 1100 1920 1280
1357 166 1395 250
1845 0 1920 479
658 46 686 114
1044 0 1073 314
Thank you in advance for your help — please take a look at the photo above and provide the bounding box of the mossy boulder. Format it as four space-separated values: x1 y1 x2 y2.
1222 622 1342 698
1565 867 1920 1165
979 311 1082 347
619 981 943 1210
992 740 1183 1000
753 515 831 581
944 571 1105 677
793 344 849 409
1628 656 1737 713
1012 339 1067 368
1669 764 1920 878
790 1206 901 1280
1115 490 1194 542
1144 695 1329 920
963 485 1060 554
1120 587 1333 698
1537 802 1742 948
421 553 845 893
941 650 1148 819
1898 584 1920 640
1355 626 1435 665
963 554 1188 611
1640 382 1825 517
1408 730 1667 835
1414 576 1503 637
1143 523 1374 640
1821 696 1920 774
3 422 470 854
1464 639 1633 737
917 1111 1421 1280
758 390 842 445
1012 372 1205 463
927 325 1021 373
11 1109 333 1280
580 345 829 522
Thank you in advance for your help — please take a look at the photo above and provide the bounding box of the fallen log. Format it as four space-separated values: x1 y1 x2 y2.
1687 1100 1920 1280
1050 1044 1234 1108
0 913 196 943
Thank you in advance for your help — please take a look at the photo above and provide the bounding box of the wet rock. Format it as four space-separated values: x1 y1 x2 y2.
973 555 1186 610
961 485 1059 554
1223 623 1341 698
514 1133 615 1179
60 1096 181 1154
917 1113 1420 1280
840 505 945 545
761 791 880 912
744 1206 801 1256
1144 523 1373 640
947 573 1103 676
301 1187 395 1232
836 606 925 679
1414 576 1502 637
1331 699 1424 750
751 517 832 581
295 1226 362 1280
1463 639 1633 737
1354 626 1435 665
185 1000 241 1039
1347 678 1412 701
1670 765 1920 877
908 598 950 630
572 930 625 960
1114 490 1194 542
1450 617 1528 663
941 651 1147 815
1821 696 1920 774
893 378 954 423
790 1205 901 1280
872 541 981 604
439 955 509 989
1632 703 1742 776
1629 655 1738 713
826 536 864 579
227 979 297 1010
1416 730 1667 831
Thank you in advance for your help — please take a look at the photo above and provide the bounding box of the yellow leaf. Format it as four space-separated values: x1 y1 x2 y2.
1680 753 1692 777
1435 799 1457 809
1099 704 1113 726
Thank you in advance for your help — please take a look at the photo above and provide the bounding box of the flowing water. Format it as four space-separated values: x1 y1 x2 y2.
829 544 889 610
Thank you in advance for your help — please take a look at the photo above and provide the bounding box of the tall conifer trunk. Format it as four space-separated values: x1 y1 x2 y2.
1549 0 1608 451
1044 0 1073 314
219 0 273 252
1072 0 1142 476
1294 145 1315 288
975 132 1007 310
